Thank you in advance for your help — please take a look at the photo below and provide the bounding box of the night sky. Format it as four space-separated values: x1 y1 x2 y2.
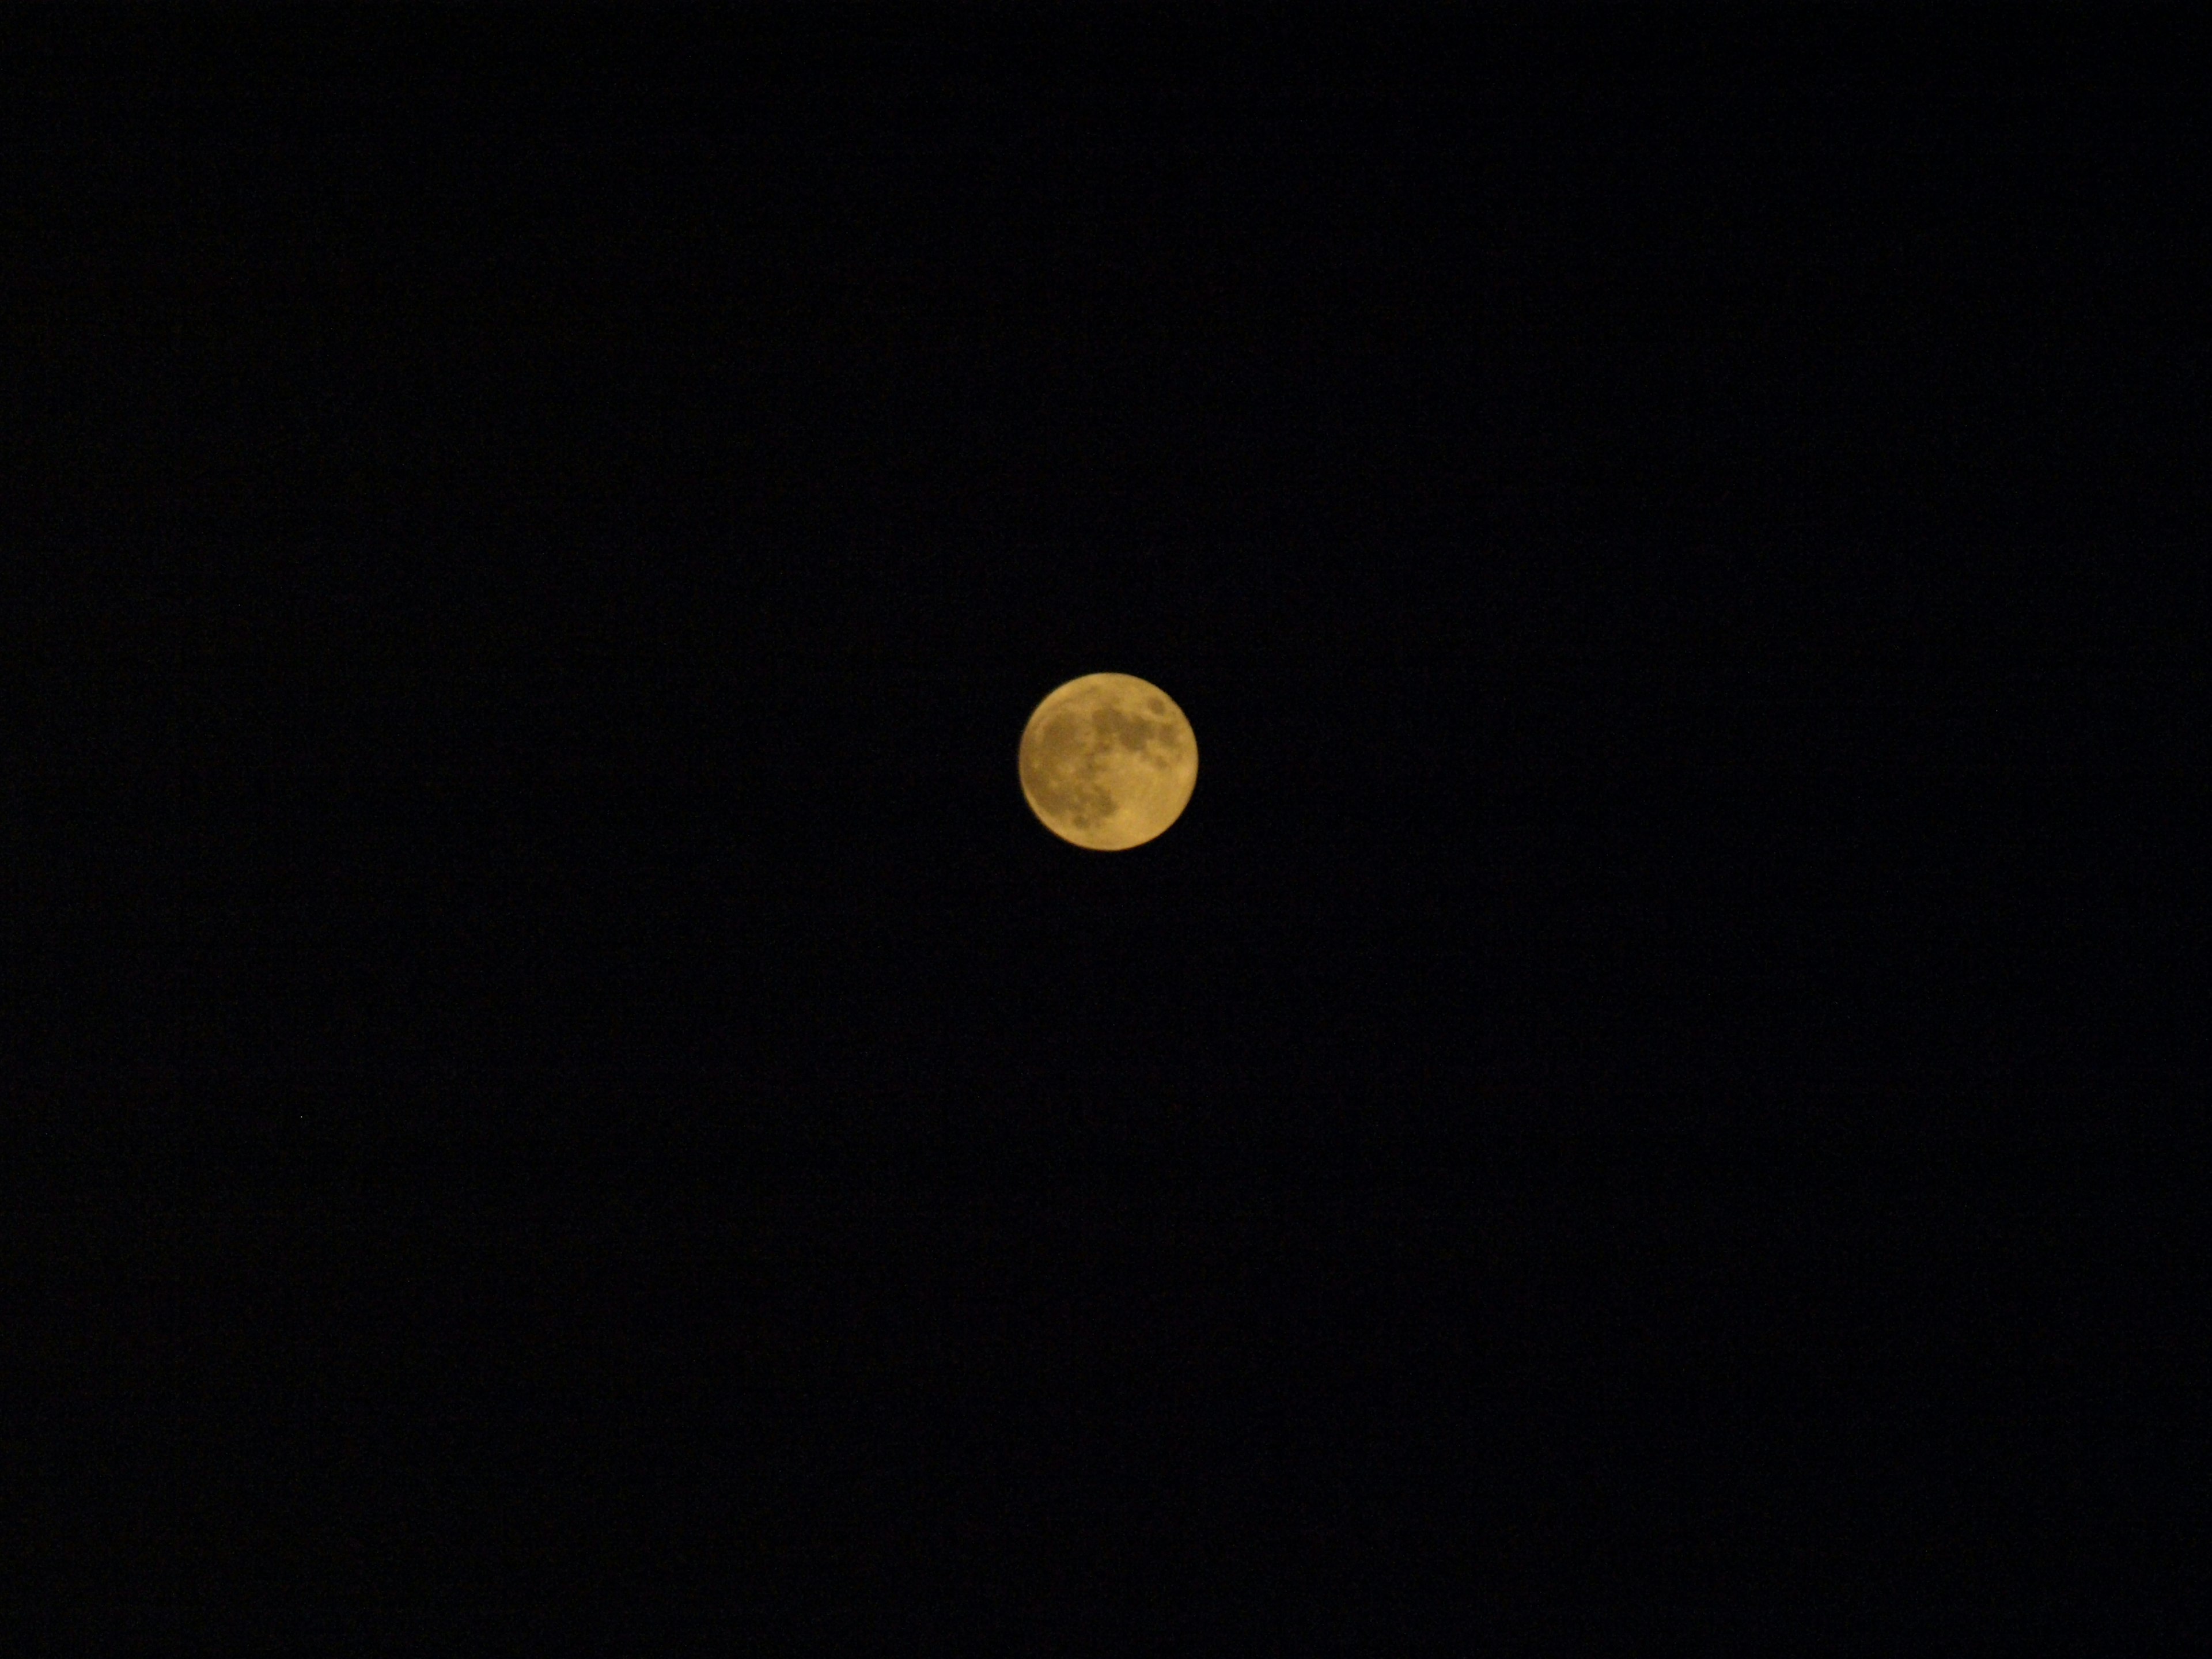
6 9 2199 1646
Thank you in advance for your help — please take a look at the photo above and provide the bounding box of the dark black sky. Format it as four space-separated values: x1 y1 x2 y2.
5 7 2200 1646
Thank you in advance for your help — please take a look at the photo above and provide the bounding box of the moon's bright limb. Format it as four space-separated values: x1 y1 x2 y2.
1018 673 1198 850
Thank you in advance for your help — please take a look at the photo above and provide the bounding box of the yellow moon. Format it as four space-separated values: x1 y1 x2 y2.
1018 672 1199 850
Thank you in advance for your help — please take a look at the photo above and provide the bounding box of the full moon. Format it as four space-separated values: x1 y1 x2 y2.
1018 672 1199 851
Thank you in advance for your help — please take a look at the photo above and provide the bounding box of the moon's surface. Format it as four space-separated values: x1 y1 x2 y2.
1019 673 1198 850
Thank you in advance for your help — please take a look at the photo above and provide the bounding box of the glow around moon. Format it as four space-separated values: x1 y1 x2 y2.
1018 673 1198 850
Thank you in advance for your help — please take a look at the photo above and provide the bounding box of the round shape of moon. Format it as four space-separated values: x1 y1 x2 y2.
1018 673 1198 851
